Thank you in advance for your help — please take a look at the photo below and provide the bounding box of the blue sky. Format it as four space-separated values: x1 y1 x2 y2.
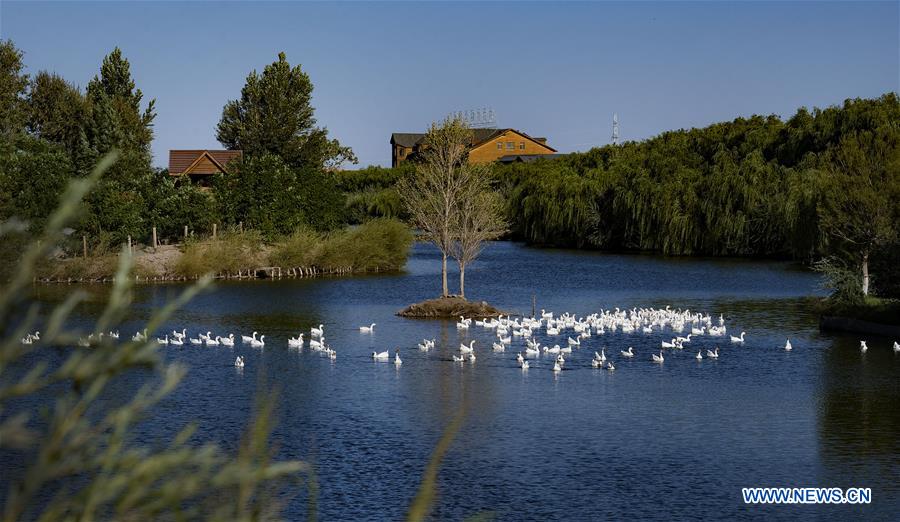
1 1 897 168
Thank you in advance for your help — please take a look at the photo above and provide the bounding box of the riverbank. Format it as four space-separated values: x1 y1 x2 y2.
34 219 413 283
814 297 900 336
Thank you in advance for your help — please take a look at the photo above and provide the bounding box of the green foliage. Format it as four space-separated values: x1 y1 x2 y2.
813 256 866 304
216 51 355 170
174 230 266 278
0 39 28 140
0 137 75 232
269 218 412 272
214 153 344 237
1 154 306 521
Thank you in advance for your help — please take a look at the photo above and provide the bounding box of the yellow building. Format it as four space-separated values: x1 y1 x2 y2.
390 128 557 167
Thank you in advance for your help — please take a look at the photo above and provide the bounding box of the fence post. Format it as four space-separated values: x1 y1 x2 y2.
184 225 188 239
239 221 243 233
212 223 217 239
127 235 132 254
83 236 88 259
152 226 158 249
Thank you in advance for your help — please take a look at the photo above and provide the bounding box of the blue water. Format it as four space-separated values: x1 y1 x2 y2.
15 242 900 520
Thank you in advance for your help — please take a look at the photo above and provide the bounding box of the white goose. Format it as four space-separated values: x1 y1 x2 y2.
372 350 389 360
170 337 184 346
652 351 664 363
730 332 745 344
620 347 634 358
552 361 562 372
468 352 476 363
452 354 465 362
234 356 244 368
696 350 703 360
860 340 868 353
525 345 540 357
492 342 505 352
189 336 203 345
250 335 265 348
311 324 324 337
894 341 900 353
591 358 602 368
220 334 235 346
706 348 719 359
288 334 304 348
516 352 524 365
606 361 615 371
359 323 376 333
157 335 169 345
459 340 476 354
520 360 530 370
661 338 676 349
784 339 792 351
394 350 402 366
241 332 257 344
206 336 220 346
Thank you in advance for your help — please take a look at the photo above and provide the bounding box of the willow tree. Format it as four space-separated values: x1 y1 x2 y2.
452 169 507 297
398 117 473 297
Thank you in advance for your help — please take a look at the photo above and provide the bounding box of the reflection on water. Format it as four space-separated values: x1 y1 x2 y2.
11 242 900 519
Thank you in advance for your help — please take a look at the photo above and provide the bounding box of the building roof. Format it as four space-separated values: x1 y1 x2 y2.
168 150 243 175
391 128 538 149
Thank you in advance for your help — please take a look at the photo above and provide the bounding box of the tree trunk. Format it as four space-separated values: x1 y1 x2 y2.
459 262 466 299
862 251 869 296
441 252 449 297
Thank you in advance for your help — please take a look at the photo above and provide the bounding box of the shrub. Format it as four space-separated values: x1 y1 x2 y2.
174 231 266 278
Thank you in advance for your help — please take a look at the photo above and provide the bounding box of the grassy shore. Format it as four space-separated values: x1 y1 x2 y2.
814 296 900 326
35 219 413 283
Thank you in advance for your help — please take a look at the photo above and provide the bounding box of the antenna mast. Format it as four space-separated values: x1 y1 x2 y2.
611 113 619 145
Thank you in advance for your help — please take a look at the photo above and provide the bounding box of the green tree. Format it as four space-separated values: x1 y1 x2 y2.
0 40 28 142
27 71 90 164
214 153 344 237
216 52 356 170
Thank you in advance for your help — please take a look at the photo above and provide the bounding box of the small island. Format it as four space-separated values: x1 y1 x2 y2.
397 296 502 319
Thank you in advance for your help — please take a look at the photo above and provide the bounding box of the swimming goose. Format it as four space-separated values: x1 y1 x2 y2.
621 347 634 358
372 350 389 360
394 350 402 366
206 336 220 346
860 340 868 353
661 338 676 349
311 324 324 337
288 334 304 348
468 352 476 363
784 339 792 351
170 337 184 346
706 348 719 359
652 351 664 363
492 342 505 352
460 340 476 354
234 356 244 368
452 354 465 362
250 335 265 348
189 336 202 345
696 350 703 360
606 361 615 371
591 358 601 368
157 335 169 345
359 323 376 333
220 334 235 346
521 360 530 370
894 341 900 353
241 332 257 343
173 329 187 340
556 354 565 365
730 332 745 343
552 361 562 372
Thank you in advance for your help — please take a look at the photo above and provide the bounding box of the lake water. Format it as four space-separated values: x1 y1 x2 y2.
18 242 900 520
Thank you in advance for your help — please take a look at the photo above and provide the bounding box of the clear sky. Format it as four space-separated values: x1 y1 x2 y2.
1 1 897 168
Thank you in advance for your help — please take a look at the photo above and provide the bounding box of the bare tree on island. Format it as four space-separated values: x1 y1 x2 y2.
452 172 508 297
399 117 473 297
399 117 507 300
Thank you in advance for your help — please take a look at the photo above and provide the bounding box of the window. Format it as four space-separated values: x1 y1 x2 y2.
497 142 503 150
506 142 515 150
519 142 526 150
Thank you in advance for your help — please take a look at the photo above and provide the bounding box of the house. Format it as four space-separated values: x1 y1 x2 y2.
390 128 556 167
168 150 243 186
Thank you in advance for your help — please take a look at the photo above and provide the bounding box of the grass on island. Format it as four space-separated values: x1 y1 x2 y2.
815 296 900 326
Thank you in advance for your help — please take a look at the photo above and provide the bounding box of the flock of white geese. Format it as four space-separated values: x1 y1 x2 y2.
20 308 899 372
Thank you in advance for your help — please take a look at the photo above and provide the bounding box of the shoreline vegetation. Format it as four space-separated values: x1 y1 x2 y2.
34 219 412 283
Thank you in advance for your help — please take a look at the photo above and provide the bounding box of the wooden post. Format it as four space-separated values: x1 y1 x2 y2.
212 223 217 238
127 235 132 254
184 225 188 239
82 236 88 259
152 226 157 249
239 221 243 233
